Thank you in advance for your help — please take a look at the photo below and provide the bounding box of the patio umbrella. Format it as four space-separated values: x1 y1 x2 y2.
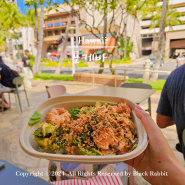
80 51 86 54
56 52 62 55
50 52 57 56
65 51 79 55
96 50 102 55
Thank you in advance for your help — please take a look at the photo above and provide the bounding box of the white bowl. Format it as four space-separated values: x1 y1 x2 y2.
20 95 148 164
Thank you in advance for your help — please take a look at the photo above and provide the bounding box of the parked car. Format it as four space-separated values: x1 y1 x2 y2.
143 57 164 68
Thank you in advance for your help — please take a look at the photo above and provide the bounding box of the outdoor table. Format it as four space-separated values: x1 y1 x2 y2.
0 160 51 185
77 86 156 104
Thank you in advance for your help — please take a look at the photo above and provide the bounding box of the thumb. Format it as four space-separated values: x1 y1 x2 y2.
135 106 158 135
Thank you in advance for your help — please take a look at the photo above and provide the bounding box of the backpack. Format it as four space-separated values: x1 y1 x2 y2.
0 63 20 88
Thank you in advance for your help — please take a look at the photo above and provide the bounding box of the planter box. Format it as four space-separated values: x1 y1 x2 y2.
74 74 129 87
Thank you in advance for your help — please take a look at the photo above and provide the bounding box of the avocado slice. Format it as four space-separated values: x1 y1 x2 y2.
30 111 42 120
34 136 49 148
28 117 41 126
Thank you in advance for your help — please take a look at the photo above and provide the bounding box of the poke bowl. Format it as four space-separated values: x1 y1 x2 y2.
20 95 148 164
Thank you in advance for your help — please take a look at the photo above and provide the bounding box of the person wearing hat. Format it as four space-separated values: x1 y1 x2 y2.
22 50 33 88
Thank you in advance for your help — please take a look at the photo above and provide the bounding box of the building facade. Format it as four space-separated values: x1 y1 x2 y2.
78 9 141 60
42 9 78 58
6 0 17 4
42 5 141 60
140 0 185 57
7 27 36 59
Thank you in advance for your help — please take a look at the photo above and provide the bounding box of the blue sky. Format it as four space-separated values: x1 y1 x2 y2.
17 0 27 14
17 0 61 15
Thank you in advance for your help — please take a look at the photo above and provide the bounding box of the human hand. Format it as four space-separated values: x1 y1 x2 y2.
125 106 185 185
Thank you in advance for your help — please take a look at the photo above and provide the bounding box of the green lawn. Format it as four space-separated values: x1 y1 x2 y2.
33 73 165 92
41 59 88 67
95 58 132 64
129 78 166 92
34 73 74 81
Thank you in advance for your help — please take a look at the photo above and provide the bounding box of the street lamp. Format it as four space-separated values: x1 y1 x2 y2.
69 26 76 75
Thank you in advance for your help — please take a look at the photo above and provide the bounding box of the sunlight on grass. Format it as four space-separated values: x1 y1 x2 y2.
129 78 166 92
34 73 74 81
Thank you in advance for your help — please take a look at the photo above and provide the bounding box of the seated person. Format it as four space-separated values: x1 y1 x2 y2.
0 55 12 111
157 64 185 158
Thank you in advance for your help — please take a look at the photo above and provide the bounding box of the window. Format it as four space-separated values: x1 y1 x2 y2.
47 44 58 51
54 44 58 49
61 22 67 25
54 22 61 26
47 23 53 27
17 32 22 38
142 27 150 29
62 29 66 33
48 30 53 36
55 30 60 35
71 21 75 24
14 44 23 50
43 31 46 37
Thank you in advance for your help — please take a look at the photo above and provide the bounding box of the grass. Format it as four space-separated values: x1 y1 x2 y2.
33 73 165 92
41 59 88 67
34 73 74 81
95 58 132 64
128 78 166 92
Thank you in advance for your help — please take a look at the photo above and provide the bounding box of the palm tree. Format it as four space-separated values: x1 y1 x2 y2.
150 0 168 82
0 30 6 47
150 2 183 81
0 3 25 59
139 0 161 55
150 5 183 30
32 3 45 75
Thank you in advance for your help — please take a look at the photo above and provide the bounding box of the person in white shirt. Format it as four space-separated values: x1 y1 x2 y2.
22 50 33 88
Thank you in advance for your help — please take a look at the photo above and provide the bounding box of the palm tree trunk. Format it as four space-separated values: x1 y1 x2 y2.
98 0 107 74
32 3 44 75
55 10 73 75
153 29 155 56
34 3 39 46
160 35 165 59
150 0 168 82
124 17 127 58
27 27 29 50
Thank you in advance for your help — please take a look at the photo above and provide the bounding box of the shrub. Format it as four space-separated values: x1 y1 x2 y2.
76 62 88 67
128 78 166 92
29 54 35 67
95 58 131 64
34 73 74 81
41 58 89 67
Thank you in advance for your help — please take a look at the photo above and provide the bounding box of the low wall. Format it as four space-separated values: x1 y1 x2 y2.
74 74 129 87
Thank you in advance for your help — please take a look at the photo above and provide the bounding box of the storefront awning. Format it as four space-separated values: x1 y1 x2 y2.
13 42 23 45
80 51 86 54
96 50 102 54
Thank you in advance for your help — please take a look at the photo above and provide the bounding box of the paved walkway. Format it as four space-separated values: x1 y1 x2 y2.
0 79 184 184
